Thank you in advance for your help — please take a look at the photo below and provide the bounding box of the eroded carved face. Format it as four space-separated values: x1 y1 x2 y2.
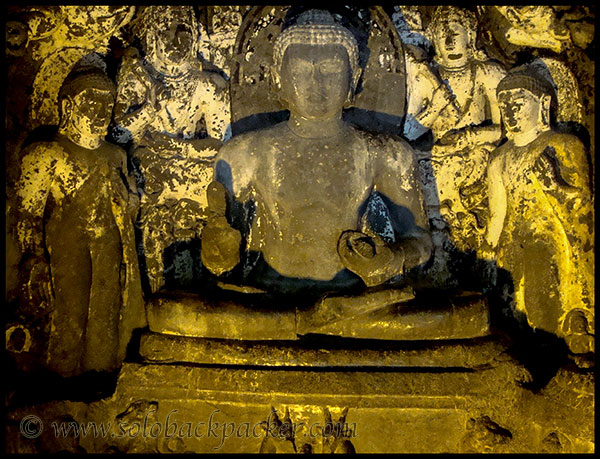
498 88 546 137
434 21 470 68
155 20 194 66
279 44 351 120
68 88 115 139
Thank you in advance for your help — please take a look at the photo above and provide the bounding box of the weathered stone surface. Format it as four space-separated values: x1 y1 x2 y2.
197 6 249 78
299 292 490 340
24 6 135 129
140 332 508 369
297 287 415 333
4 5 596 454
491 6 571 53
114 6 231 293
487 63 594 353
147 292 297 340
405 6 505 253
15 360 595 453
12 64 145 377
230 6 407 136
148 288 489 342
205 9 432 294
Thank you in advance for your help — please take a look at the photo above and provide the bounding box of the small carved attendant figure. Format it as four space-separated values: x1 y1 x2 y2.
15 66 145 376
486 64 594 354
202 10 432 294
114 6 231 292
413 7 506 252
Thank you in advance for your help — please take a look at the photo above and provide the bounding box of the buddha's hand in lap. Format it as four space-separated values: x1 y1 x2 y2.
337 230 405 287
201 181 242 276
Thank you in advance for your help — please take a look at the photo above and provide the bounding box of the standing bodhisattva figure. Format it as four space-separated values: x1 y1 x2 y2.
487 64 594 354
114 6 231 292
408 6 506 252
15 67 145 376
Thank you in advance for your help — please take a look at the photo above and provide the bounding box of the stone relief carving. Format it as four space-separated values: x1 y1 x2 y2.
492 6 571 54
13 65 145 376
229 6 407 136
197 6 250 77
26 6 136 129
113 6 231 293
258 406 355 454
406 6 506 253
486 63 594 354
4 5 596 453
202 9 432 296
5 6 135 190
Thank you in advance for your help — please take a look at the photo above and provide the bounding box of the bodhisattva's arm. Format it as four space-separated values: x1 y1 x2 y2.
436 62 506 149
113 49 160 142
15 142 61 303
200 73 232 142
114 146 140 221
405 52 459 130
466 62 506 145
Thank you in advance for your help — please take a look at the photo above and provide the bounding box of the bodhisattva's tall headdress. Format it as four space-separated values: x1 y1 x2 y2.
132 6 200 73
272 9 361 94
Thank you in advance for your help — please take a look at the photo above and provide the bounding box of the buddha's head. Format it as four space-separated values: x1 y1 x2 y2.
428 6 478 69
271 10 361 120
496 64 556 141
58 67 116 148
135 6 197 74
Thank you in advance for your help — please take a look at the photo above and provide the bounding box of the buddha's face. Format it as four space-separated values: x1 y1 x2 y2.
279 43 351 120
434 21 470 69
66 88 114 139
498 88 548 138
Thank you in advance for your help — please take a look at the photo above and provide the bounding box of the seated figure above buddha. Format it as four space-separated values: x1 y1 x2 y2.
200 9 433 296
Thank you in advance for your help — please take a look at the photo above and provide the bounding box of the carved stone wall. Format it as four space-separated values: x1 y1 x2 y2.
4 5 595 454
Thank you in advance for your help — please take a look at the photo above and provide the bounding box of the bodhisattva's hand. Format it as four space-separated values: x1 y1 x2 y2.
430 85 456 111
337 230 405 287
438 128 472 148
201 182 242 276
150 83 170 112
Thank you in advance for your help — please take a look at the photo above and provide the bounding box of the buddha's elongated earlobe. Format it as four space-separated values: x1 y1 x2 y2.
541 94 552 127
344 69 361 108
343 88 355 109
58 99 71 130
269 67 286 107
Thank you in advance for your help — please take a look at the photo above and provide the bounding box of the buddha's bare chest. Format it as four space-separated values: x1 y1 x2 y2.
253 140 372 214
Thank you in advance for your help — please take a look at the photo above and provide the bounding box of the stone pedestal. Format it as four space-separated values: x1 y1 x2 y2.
139 333 506 369
6 292 593 454
147 289 491 341
6 349 594 453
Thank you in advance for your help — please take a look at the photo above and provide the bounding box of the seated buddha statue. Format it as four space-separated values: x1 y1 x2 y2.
200 9 433 297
